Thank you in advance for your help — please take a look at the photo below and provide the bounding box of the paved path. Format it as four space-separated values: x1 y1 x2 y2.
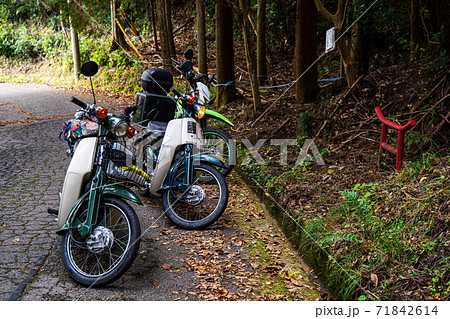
0 118 67 300
0 83 321 301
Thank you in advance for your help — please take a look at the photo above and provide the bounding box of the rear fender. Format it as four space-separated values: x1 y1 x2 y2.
157 154 225 194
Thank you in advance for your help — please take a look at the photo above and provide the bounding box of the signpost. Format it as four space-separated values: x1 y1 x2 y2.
325 27 336 53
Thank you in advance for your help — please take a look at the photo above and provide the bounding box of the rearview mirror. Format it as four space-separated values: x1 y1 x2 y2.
179 61 193 73
184 49 194 61
80 61 99 77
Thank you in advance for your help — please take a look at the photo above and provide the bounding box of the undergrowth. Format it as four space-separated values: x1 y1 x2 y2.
239 139 449 300
0 21 149 95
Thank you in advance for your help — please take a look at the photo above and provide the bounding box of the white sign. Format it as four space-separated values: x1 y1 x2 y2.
325 27 336 52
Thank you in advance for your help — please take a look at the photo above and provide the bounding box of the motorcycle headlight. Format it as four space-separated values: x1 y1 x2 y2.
114 120 129 137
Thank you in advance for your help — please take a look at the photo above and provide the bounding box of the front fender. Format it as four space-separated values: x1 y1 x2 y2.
56 185 142 234
157 154 226 194
204 109 234 127
102 185 143 205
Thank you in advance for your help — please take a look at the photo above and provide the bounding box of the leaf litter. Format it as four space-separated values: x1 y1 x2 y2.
160 173 321 301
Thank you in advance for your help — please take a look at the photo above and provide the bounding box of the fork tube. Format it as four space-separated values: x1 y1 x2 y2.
184 144 194 186
77 142 107 237
78 166 105 237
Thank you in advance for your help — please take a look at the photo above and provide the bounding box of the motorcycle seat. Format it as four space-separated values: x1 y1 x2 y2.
147 121 167 136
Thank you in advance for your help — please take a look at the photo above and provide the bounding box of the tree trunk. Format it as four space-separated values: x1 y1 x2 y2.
239 0 261 111
314 0 358 87
149 0 159 51
294 0 318 103
410 0 420 59
110 0 129 51
164 0 176 60
432 0 450 53
156 0 172 71
256 0 267 84
70 25 80 82
215 0 236 106
196 0 207 74
68 0 80 82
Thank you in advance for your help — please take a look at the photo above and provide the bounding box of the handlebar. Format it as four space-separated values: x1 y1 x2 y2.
170 87 183 98
70 96 88 109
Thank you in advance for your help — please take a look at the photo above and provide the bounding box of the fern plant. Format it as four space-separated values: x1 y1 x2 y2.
319 233 361 245
340 190 373 218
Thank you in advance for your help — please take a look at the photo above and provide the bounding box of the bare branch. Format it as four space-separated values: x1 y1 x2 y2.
313 0 334 23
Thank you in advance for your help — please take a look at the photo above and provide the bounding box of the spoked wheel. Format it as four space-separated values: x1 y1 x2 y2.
61 196 141 287
162 163 228 230
202 127 236 177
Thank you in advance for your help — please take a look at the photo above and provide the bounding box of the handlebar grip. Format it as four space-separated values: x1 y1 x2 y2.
194 74 204 82
70 96 88 109
124 104 137 114
170 87 182 98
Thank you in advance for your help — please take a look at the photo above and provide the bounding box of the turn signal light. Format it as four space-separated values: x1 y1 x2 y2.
187 96 195 105
198 106 206 119
96 107 108 119
126 126 136 138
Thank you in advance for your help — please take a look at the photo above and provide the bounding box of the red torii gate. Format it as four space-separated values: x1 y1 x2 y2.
375 107 416 171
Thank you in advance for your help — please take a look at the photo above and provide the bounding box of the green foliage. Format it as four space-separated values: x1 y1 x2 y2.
341 182 378 217
404 131 430 151
319 233 360 245
299 156 449 300
0 22 68 59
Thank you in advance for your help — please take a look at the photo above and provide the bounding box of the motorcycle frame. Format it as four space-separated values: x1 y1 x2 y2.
146 118 225 197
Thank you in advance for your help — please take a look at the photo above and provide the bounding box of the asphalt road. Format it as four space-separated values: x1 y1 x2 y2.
0 83 320 302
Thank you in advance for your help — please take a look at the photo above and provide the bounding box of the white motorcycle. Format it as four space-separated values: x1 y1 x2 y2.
49 61 143 287
131 61 229 230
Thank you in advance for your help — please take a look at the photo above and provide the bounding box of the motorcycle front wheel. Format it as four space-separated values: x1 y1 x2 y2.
162 163 228 230
61 196 141 287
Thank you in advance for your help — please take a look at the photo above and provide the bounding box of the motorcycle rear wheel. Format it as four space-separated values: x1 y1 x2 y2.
162 163 228 230
202 127 236 177
61 196 141 287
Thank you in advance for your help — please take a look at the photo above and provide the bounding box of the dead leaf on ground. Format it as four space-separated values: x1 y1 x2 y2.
370 273 378 287
218 289 228 297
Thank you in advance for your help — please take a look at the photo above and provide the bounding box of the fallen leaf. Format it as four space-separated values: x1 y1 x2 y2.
250 262 259 269
290 278 304 287
370 273 378 287
218 289 228 297
163 264 172 270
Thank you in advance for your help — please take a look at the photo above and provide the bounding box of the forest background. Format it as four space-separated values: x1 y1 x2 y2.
0 0 449 301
